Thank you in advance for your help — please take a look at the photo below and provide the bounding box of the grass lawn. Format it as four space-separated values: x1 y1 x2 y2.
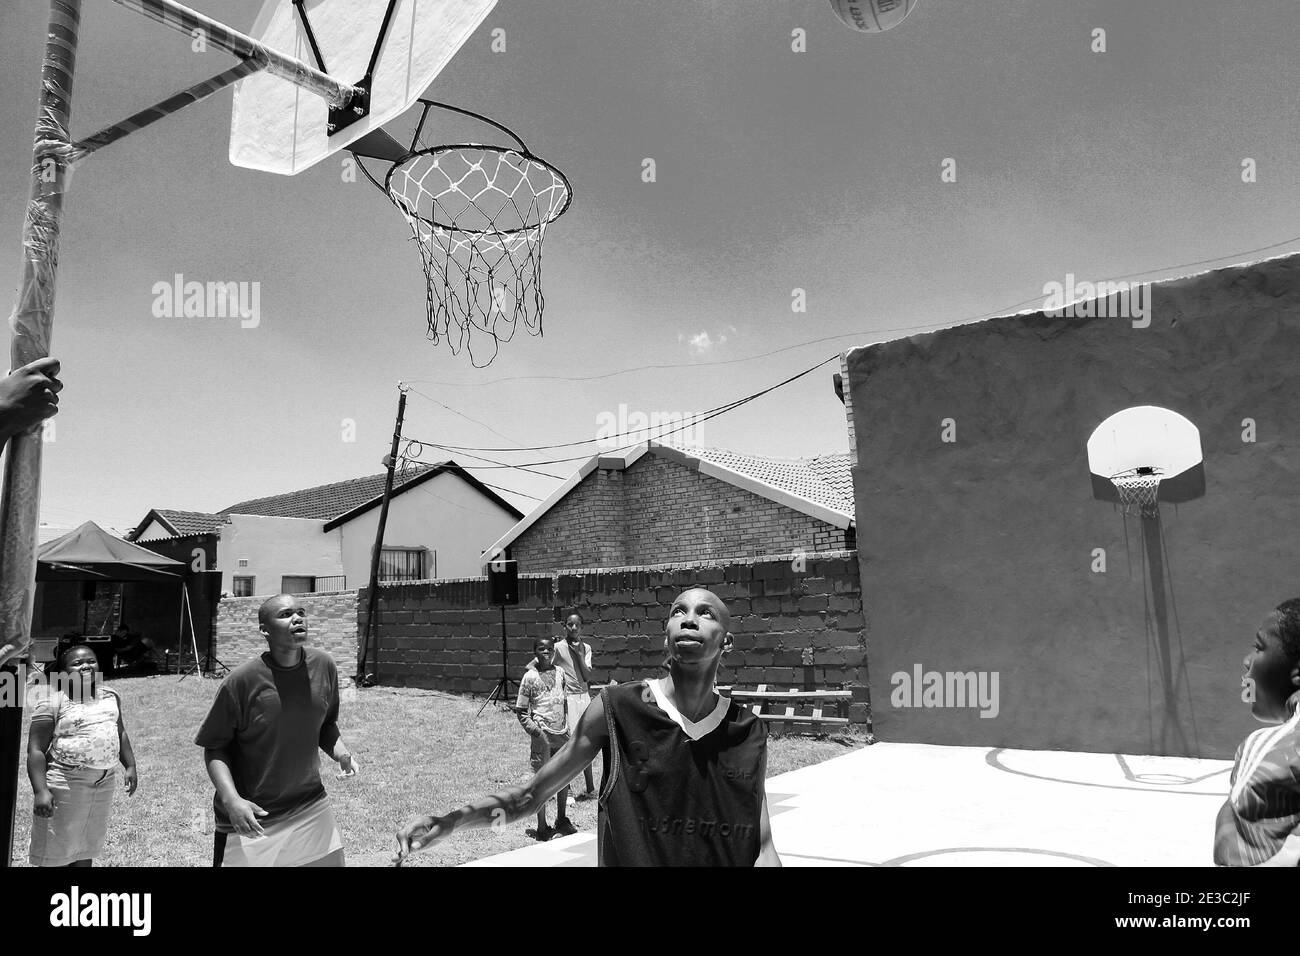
10 673 867 867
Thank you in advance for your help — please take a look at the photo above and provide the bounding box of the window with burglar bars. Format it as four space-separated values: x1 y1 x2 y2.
379 548 427 582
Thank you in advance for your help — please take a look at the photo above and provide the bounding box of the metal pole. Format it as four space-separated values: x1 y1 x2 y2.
477 601 511 716
357 385 408 683
0 0 83 869
106 0 361 109
71 59 262 162
500 603 508 691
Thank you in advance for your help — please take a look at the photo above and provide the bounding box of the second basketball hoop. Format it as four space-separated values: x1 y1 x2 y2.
1086 405 1205 518
1109 466 1164 518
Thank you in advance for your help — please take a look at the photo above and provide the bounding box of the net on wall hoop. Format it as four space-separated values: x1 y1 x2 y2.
358 100 572 367
1111 467 1163 517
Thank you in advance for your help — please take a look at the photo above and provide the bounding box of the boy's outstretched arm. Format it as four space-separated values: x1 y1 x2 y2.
755 791 781 866
394 693 610 864
754 747 781 866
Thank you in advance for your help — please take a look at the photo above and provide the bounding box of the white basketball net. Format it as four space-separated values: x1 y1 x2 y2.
388 146 571 368
1111 468 1163 517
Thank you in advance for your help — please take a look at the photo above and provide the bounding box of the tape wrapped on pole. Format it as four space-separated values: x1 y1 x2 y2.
0 0 82 668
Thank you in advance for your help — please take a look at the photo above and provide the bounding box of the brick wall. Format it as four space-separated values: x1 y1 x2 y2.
215 589 359 668
839 352 857 467
362 552 869 724
513 453 849 572
510 469 627 571
624 455 849 560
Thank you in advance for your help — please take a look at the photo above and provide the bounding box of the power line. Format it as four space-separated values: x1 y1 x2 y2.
476 481 542 502
400 385 569 480
390 476 542 513
403 384 538 451
402 232 1300 388
404 443 594 471
402 355 838 468
413 396 735 454
408 443 579 479
398 439 569 481
408 354 836 455
401 334 882 389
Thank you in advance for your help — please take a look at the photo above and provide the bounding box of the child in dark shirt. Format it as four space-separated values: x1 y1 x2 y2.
195 594 358 867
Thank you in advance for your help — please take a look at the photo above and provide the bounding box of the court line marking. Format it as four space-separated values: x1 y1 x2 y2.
1113 752 1228 786
881 846 1115 867
779 851 881 866
985 748 1228 796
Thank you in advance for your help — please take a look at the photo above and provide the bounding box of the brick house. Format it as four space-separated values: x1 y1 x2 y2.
487 442 855 573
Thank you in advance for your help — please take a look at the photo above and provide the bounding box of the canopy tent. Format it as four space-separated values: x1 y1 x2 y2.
37 521 184 581
35 521 191 647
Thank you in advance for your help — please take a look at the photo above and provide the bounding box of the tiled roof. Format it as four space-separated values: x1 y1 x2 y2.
153 510 228 536
483 442 855 559
666 445 855 518
219 464 445 521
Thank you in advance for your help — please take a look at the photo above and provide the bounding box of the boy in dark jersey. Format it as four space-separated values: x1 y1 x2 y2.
1214 598 1300 866
395 588 780 866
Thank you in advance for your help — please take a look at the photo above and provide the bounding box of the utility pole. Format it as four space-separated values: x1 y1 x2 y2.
356 383 408 685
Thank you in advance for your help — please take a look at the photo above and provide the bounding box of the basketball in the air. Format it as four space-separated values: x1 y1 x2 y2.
828 0 916 33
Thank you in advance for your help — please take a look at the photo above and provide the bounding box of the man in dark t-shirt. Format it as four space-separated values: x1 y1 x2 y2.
195 594 358 867
395 588 780 866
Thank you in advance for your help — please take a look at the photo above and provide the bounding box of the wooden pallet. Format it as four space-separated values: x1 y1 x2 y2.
725 684 852 735
589 682 857 736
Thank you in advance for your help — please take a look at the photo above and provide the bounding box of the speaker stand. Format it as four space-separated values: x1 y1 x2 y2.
478 604 516 715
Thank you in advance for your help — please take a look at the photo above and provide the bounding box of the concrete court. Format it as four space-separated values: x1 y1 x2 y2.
463 741 1233 867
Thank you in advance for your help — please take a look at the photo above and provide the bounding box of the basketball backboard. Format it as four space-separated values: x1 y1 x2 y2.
1086 406 1202 480
229 0 498 175
1087 405 1205 510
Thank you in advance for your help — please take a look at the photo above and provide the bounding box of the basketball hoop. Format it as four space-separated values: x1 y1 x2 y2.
356 100 572 367
1111 467 1163 517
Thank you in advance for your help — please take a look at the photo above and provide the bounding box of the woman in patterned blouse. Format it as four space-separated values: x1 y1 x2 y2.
27 644 138 866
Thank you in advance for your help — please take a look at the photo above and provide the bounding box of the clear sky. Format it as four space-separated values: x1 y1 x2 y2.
2 0 1298 534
